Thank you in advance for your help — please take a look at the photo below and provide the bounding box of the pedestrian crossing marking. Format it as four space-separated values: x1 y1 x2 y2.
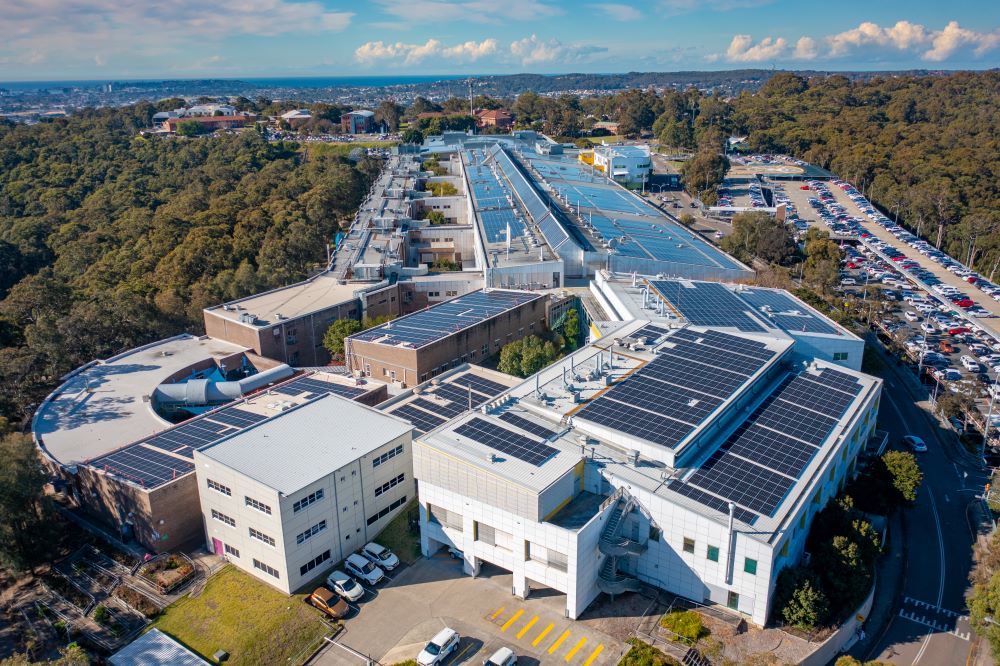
565 637 587 662
582 644 605 666
501 609 524 632
533 623 555 647
517 616 539 639
548 630 571 654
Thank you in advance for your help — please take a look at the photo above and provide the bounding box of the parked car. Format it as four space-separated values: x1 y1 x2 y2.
939 341 955 353
484 647 517 666
345 553 386 585
308 587 350 619
903 311 920 321
417 627 461 666
326 570 365 602
362 542 400 571
903 435 928 452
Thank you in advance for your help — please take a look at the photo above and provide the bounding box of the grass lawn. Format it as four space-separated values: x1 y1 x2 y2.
586 135 624 144
306 141 399 157
372 499 422 564
620 638 681 666
149 565 331 665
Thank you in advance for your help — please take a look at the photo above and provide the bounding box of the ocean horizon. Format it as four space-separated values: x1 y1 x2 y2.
0 74 479 91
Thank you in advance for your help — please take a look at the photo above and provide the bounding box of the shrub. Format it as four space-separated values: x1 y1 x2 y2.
774 567 829 630
659 610 707 645
620 638 682 666
93 604 109 625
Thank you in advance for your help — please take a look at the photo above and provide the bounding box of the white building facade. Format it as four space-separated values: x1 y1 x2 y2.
592 145 652 187
194 395 413 593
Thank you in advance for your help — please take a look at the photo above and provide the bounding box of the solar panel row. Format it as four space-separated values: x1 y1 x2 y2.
454 417 558 466
499 411 557 439
648 281 766 333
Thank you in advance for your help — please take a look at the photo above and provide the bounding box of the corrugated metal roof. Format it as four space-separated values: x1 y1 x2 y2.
109 629 208 666
199 394 412 494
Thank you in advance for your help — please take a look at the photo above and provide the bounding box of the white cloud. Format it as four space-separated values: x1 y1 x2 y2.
590 3 642 21
0 0 352 70
924 20 1000 61
371 0 560 24
723 34 787 62
355 38 498 65
827 20 929 56
793 36 818 60
509 34 607 65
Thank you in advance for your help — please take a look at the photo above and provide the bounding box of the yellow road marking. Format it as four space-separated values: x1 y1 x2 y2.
532 623 555 646
501 609 524 632
565 637 587 662
489 607 505 620
582 644 605 666
548 630 571 654
517 616 539 639
446 642 474 666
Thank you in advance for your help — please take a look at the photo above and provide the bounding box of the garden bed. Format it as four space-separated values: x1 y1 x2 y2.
90 539 141 570
114 585 161 618
42 573 93 613
138 554 196 594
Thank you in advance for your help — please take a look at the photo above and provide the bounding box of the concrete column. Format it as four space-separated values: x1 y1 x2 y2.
512 569 529 599
419 504 433 557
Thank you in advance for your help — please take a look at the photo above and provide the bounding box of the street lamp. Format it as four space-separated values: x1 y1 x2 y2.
984 369 999 461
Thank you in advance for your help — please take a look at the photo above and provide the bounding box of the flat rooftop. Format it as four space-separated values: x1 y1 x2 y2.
86 371 383 490
205 273 367 327
417 319 880 540
33 335 248 467
197 393 412 495
349 289 544 350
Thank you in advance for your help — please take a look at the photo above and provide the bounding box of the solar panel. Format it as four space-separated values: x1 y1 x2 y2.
207 409 267 428
91 445 195 489
431 383 488 407
499 412 557 439
388 404 447 435
686 453 794 517
810 367 863 394
449 374 508 397
648 281 766 332
739 288 838 335
454 417 558 466
411 397 465 419
670 482 759 524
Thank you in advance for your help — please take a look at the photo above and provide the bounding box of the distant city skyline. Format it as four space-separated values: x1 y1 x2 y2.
1 0 999 81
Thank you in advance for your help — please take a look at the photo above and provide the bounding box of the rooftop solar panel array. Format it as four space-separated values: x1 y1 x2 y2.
450 373 509 397
738 288 839 335
464 153 528 244
455 417 559 466
574 329 777 449
351 290 542 349
671 367 865 523
499 411 558 439
381 373 509 436
87 373 371 489
648 281 767 332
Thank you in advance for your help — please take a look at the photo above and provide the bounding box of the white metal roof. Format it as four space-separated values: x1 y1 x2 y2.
197 393 413 494
109 629 208 666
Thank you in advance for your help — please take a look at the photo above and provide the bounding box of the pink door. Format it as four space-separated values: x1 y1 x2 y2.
212 538 223 556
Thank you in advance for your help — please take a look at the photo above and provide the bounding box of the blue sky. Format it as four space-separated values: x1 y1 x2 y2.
1 0 999 81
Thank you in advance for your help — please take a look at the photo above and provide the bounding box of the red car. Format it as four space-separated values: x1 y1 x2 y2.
799 185 810 190
949 327 972 335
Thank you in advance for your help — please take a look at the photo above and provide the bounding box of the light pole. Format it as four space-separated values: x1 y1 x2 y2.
985 370 999 461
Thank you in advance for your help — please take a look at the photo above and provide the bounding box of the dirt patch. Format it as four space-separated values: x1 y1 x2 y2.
577 591 661 641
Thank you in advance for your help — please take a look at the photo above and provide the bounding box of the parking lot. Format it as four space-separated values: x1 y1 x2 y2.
311 555 624 666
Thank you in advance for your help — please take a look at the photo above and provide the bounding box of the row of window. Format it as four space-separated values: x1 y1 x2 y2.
211 509 235 527
249 527 276 547
372 444 404 468
300 550 332 577
225 543 240 558
367 495 407 526
207 479 231 496
293 488 324 513
296 520 327 545
253 558 279 579
245 496 272 515
682 537 757 575
374 473 405 497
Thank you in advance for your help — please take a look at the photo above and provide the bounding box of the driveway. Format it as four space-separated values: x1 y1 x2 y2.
310 556 625 666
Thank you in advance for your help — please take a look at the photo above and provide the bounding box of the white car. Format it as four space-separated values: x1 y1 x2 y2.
362 542 400 571
920 322 936 334
903 311 920 321
484 647 517 666
903 435 927 452
417 627 460 666
841 277 857 286
963 358 981 372
344 553 385 586
326 570 365 602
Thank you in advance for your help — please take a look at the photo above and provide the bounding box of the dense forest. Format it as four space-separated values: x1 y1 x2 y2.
0 105 378 423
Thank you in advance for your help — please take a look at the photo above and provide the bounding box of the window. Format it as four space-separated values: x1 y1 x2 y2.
372 444 404 468
833 352 849 361
253 558 279 579
299 550 331 577
224 543 240 558
245 496 272 515
706 545 720 562
367 496 407 526
744 558 758 575
211 509 235 528
249 527 276 547
293 489 324 513
683 537 695 554
207 479 231 496
296 520 327 545
727 591 739 610
374 473 405 497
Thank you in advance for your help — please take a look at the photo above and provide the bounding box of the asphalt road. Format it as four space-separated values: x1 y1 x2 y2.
866 346 992 665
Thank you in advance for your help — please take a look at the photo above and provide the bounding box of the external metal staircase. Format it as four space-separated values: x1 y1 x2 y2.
597 494 646 597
